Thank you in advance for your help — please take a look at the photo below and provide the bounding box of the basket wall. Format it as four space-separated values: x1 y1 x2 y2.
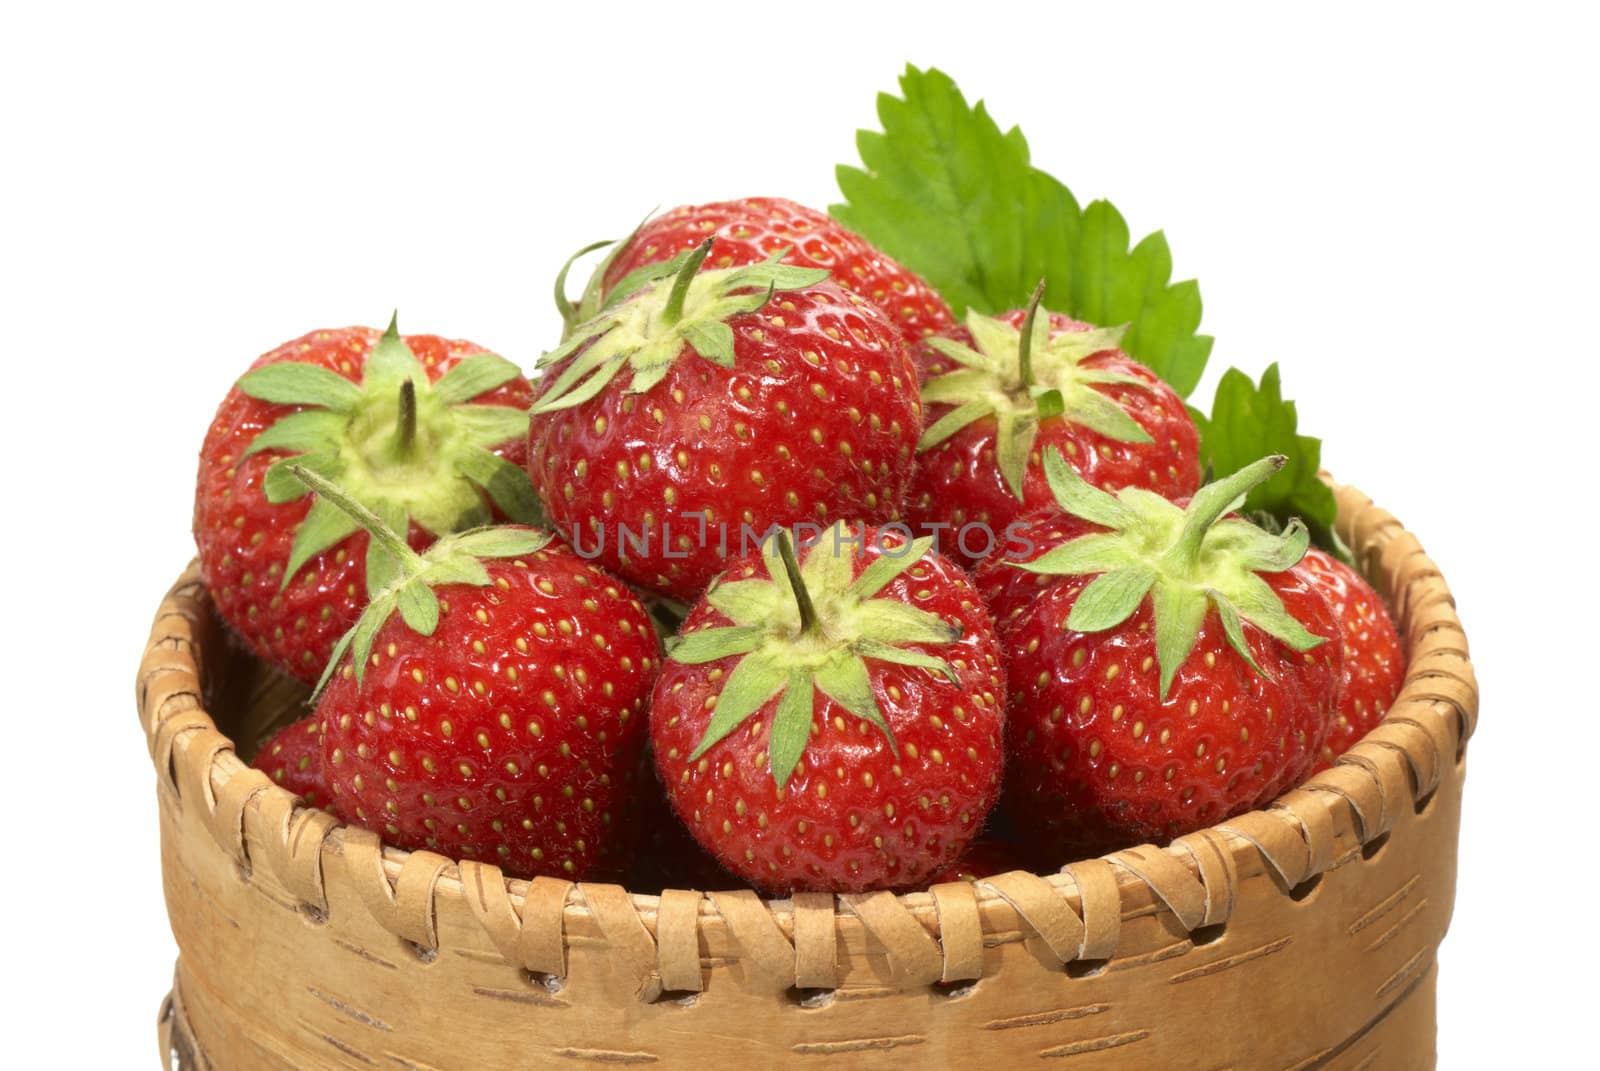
138 481 1476 1070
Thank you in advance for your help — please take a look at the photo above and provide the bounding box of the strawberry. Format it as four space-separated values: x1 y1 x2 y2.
529 243 922 602
194 319 538 683
583 197 954 348
291 468 660 879
1300 547 1405 769
250 717 328 807
650 524 1005 893
976 452 1341 856
909 290 1200 566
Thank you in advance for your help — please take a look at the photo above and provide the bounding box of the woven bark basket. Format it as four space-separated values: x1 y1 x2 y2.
139 480 1476 1070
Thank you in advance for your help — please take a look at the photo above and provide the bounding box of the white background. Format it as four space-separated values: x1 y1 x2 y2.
3 2 1594 1064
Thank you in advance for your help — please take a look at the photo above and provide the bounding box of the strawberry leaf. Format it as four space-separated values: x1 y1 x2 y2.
765 671 814 791
431 352 523 405
1194 364 1339 551
833 65 1212 398
688 652 790 762
237 363 364 411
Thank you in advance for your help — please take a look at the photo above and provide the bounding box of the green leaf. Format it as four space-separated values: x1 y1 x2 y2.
363 314 427 394
365 499 410 598
1208 517 1310 574
722 254 830 293
555 238 618 336
348 594 392 687
237 363 364 412
924 337 991 373
431 353 524 405
1060 386 1154 444
1151 582 1209 700
1033 388 1065 421
798 526 855 602
852 600 960 646
706 578 785 625
1197 364 1339 549
1208 591 1266 680
666 625 766 664
849 536 935 599
531 353 629 414
853 638 957 683
1042 448 1138 529
600 250 690 314
395 578 441 636
262 452 333 504
833 65 1211 397
242 409 346 459
993 411 1038 501
422 555 492 589
281 495 360 589
1227 573 1328 653
813 655 896 752
454 446 544 526
1008 532 1134 577
917 398 994 450
1066 567 1156 633
440 525 552 561
766 671 815 790
680 319 736 367
450 404 529 448
688 652 790 761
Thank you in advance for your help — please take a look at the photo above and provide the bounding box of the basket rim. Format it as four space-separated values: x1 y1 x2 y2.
137 476 1477 988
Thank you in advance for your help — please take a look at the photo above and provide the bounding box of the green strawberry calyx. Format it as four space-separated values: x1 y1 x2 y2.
917 282 1153 500
530 239 830 414
285 465 553 702
666 524 962 790
1010 450 1326 699
237 314 540 595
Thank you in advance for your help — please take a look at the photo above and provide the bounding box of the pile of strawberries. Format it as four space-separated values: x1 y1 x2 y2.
202 197 1405 895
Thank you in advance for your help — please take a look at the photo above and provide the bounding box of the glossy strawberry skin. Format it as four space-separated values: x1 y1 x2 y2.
650 533 1006 894
977 515 1342 858
317 539 659 879
251 717 328 807
910 311 1199 564
1301 547 1405 769
604 197 954 347
194 327 533 683
529 281 921 602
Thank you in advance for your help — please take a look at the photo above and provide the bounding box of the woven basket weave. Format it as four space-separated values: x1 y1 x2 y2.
139 480 1476 1070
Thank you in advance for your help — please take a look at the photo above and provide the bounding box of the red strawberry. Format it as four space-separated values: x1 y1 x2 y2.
909 292 1200 566
589 197 953 347
293 469 660 879
651 524 1005 893
976 452 1341 857
927 838 1030 884
251 717 328 807
195 319 538 683
1301 547 1405 769
529 242 922 602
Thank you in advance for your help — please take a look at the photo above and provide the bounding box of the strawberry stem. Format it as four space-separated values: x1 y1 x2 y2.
287 464 422 577
1017 278 1047 389
661 238 715 327
774 530 820 636
1163 455 1286 575
394 378 417 458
